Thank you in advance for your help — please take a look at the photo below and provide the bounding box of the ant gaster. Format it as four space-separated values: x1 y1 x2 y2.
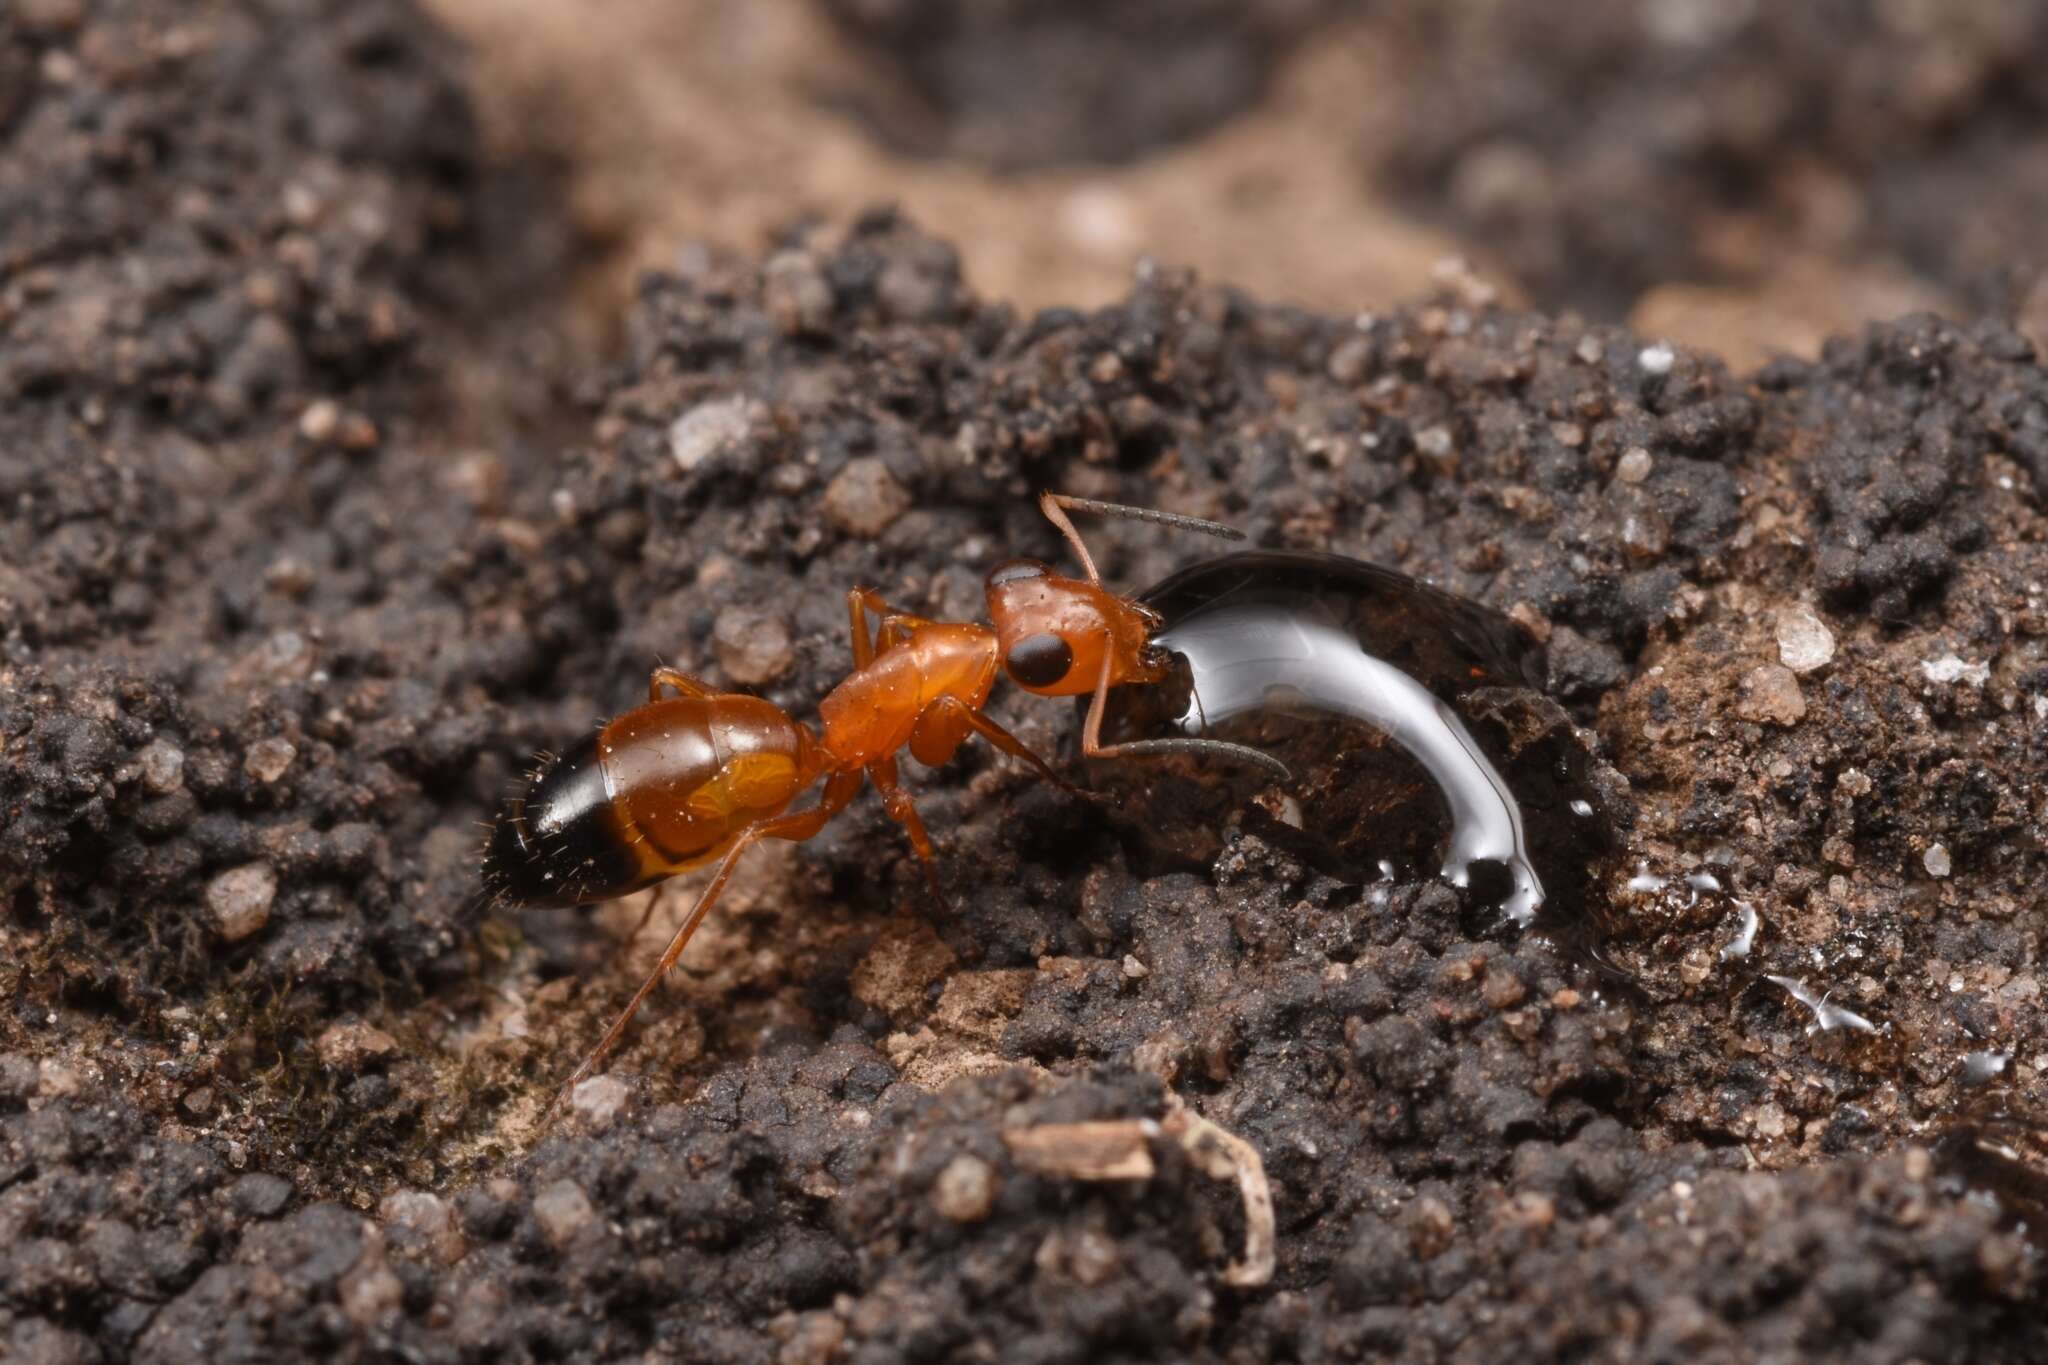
484 493 1284 1112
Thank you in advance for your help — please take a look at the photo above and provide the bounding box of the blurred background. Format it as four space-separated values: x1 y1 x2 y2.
431 0 2048 369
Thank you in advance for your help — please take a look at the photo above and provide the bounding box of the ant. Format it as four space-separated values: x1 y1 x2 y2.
483 493 1285 1112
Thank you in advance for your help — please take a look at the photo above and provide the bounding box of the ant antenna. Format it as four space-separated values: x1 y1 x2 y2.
1040 491 1245 584
1095 735 1293 783
1050 494 1247 542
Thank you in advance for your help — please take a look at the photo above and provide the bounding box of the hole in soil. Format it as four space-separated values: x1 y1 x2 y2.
813 0 1349 168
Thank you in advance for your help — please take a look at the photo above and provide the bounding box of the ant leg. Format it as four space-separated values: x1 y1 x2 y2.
847 588 888 668
923 696 1089 799
866 755 946 910
1039 491 1247 584
649 667 718 703
1037 491 1103 585
546 767 863 1122
1077 649 1293 781
849 587 938 661
613 882 668 966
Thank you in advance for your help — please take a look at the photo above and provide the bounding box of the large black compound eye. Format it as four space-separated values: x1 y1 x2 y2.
1006 632 1074 688
987 558 1052 589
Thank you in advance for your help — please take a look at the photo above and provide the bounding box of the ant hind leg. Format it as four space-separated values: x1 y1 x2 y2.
649 667 718 703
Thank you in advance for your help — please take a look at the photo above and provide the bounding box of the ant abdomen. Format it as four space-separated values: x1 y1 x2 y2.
483 696 816 908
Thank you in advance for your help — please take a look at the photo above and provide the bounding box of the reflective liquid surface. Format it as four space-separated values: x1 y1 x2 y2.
1095 552 1608 925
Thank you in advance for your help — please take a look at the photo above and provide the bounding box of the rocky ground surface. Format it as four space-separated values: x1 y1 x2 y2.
5 2 2048 1363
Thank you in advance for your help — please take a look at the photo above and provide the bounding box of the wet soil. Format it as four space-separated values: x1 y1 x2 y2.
5 2 2048 1363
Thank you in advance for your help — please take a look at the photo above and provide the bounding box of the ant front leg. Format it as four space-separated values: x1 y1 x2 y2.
866 755 947 911
1078 650 1293 782
649 666 718 703
918 696 1091 801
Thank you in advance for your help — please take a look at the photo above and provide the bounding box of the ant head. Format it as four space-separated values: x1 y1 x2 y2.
983 558 1162 696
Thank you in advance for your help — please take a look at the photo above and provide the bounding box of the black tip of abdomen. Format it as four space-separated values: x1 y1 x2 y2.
481 733 647 908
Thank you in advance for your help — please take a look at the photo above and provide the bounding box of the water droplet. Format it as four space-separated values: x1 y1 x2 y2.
1094 552 1605 927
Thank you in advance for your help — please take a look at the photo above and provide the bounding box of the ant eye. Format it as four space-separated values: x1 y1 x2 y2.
987 558 1051 588
1006 632 1074 688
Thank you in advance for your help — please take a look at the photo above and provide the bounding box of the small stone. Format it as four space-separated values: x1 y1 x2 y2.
1404 1195 1455 1260
1481 968 1526 1010
298 399 341 443
531 1179 596 1246
1921 653 1990 686
712 607 795 686
182 1086 216 1117
668 396 759 472
931 1154 998 1223
316 1019 398 1071
1497 1190 1555 1231
204 862 277 941
822 456 913 538
763 250 834 336
228 1172 294 1219
1120 954 1149 980
1638 342 1675 375
336 412 380 451
244 737 296 783
0 1053 37 1103
265 557 317 598
1775 609 1836 674
340 1241 405 1328
138 739 186 794
1414 426 1454 461
569 1074 631 1130
1614 447 1653 483
1327 335 1373 385
1923 843 1952 878
379 1190 465 1264
38 1059 82 1096
444 451 507 514
1736 664 1806 725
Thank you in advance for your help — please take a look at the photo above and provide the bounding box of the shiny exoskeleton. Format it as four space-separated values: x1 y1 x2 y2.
484 493 1272 1111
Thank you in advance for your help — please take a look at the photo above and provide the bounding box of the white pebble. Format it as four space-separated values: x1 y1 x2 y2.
1921 653 1989 686
1637 342 1675 375
532 1180 597 1246
1923 843 1952 878
204 862 276 942
1774 609 1836 674
667 396 758 472
569 1075 632 1130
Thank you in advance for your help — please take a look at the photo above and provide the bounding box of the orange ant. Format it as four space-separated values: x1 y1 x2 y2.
484 493 1284 1112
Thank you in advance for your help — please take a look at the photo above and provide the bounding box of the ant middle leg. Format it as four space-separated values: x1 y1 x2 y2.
866 755 946 909
613 882 669 967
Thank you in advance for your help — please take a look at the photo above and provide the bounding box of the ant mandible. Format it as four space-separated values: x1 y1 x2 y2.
484 493 1284 1112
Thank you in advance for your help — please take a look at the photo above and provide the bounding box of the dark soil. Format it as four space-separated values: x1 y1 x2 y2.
5 2 2048 1363
1374 0 2048 319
